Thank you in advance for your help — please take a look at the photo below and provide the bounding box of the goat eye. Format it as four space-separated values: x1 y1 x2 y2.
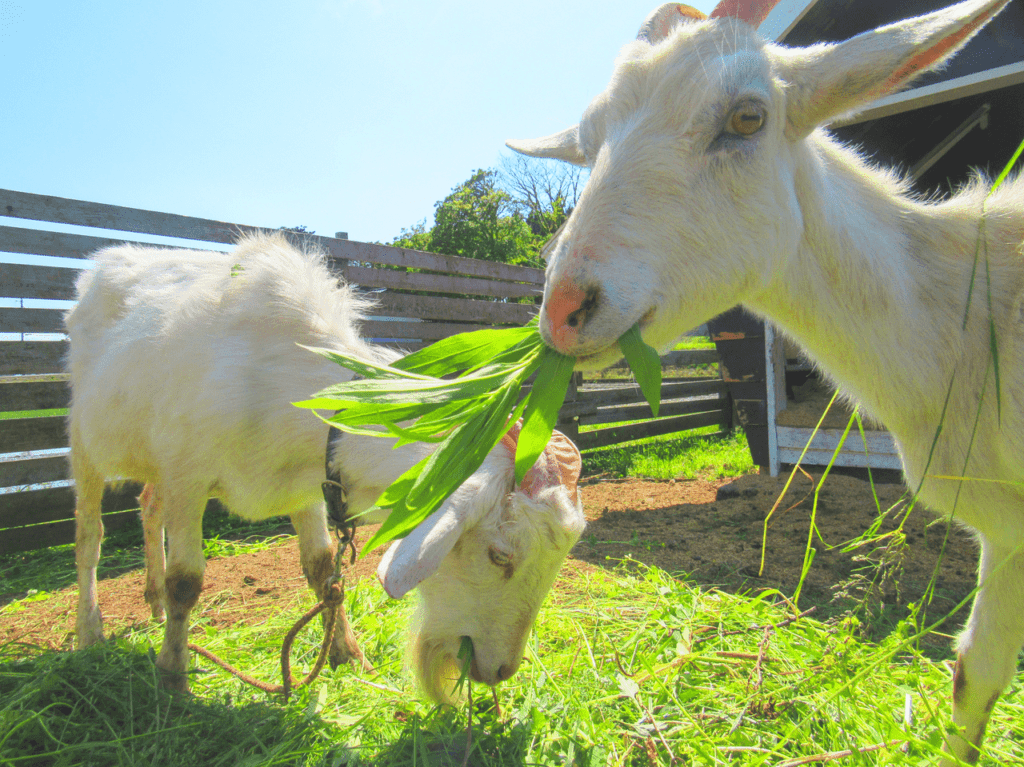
488 546 513 568
728 102 766 136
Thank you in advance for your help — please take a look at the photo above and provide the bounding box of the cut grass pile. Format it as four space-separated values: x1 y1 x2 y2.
3 560 1022 766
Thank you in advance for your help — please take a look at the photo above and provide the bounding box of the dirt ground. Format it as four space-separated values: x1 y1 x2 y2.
1 470 979 651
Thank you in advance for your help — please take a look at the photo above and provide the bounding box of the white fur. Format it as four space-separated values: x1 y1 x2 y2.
66 232 585 701
508 0 1021 762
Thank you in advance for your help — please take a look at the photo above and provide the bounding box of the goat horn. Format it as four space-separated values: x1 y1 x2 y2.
638 4 708 42
500 418 523 456
521 430 582 498
548 430 582 496
709 0 782 28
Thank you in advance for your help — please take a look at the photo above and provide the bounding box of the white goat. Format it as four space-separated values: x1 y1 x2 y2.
65 233 585 702
508 0 1022 762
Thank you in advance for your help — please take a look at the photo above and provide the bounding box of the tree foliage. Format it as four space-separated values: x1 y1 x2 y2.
392 157 587 267
429 169 534 265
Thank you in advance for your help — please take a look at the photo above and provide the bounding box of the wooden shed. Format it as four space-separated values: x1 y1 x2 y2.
712 0 1024 476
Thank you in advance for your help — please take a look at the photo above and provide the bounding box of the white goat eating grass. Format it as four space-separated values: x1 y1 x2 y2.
508 0 1022 763
65 233 585 702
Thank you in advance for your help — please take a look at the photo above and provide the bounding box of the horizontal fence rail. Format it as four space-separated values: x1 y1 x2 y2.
1 189 729 553
560 371 731 452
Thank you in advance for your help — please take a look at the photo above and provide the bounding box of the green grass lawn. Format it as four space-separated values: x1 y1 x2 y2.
0 408 68 420
582 427 753 480
3 413 1021 765
3 557 1021 766
673 335 716 350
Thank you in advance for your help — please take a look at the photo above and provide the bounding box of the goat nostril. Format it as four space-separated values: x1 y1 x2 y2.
565 289 600 330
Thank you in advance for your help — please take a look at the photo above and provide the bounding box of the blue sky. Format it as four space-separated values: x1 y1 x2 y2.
2 0 718 244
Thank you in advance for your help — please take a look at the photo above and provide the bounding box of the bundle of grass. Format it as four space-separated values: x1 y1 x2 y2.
295 322 661 552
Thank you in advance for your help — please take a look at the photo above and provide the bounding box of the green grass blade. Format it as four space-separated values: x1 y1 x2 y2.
618 324 662 417
992 133 1024 192
990 319 1002 425
515 348 576 483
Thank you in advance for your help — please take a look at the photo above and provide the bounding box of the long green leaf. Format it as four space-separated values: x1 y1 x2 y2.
300 344 434 380
394 327 540 376
515 348 576 483
619 324 662 417
301 365 523 407
363 383 525 551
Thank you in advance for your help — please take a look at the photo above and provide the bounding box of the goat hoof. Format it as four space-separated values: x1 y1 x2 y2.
328 647 374 675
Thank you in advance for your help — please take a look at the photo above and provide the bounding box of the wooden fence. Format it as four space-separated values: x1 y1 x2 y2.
0 189 729 553
562 349 730 451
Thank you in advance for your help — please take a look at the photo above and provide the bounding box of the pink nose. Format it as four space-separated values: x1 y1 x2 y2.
544 281 592 354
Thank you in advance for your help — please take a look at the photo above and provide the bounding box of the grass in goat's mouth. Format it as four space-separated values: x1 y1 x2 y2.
294 321 661 553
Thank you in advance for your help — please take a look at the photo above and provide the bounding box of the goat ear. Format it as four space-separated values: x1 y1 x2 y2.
376 504 466 599
637 4 707 43
780 0 1011 138
709 0 780 29
506 127 587 166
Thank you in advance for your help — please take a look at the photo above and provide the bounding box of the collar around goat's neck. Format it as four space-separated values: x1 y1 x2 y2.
322 376 361 553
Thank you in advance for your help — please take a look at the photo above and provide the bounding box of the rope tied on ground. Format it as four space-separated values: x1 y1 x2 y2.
187 525 354 701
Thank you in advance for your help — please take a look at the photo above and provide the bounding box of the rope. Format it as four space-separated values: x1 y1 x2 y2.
187 576 344 701
186 527 353 701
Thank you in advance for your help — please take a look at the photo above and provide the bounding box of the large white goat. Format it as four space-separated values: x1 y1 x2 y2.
65 233 585 702
508 0 1023 762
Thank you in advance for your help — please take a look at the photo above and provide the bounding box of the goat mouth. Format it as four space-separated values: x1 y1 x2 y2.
468 656 485 684
574 307 658 367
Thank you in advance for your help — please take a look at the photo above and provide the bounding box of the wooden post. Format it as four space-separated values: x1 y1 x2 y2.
707 307 772 471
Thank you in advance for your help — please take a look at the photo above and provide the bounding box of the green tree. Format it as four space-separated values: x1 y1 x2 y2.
390 220 431 252
428 169 534 265
391 160 587 267
498 152 585 241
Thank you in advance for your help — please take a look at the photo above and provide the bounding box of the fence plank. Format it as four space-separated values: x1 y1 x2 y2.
0 262 81 300
0 483 142 529
342 265 540 299
0 455 69 488
579 396 730 426
606 348 719 370
0 307 66 334
778 447 903 470
0 380 70 411
576 410 729 451
0 416 66 453
0 224 143 260
371 293 535 325
0 189 546 284
557 400 600 420
326 243 544 284
0 509 139 552
775 426 899 455
0 189 248 245
0 341 68 376
578 379 726 408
